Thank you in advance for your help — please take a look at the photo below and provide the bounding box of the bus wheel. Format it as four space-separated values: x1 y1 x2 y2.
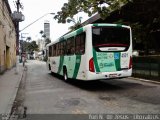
63 68 68 81
49 64 53 74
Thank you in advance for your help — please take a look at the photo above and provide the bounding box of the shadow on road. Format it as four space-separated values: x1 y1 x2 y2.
49 72 145 91
48 72 160 105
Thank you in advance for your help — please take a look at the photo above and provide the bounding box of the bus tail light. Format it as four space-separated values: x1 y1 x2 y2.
129 56 132 69
89 58 95 72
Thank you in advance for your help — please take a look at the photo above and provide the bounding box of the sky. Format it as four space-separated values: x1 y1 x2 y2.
9 0 89 42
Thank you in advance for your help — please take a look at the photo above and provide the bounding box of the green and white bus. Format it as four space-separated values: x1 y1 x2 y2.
47 24 132 81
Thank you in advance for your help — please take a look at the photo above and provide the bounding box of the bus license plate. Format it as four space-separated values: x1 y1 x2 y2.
109 74 117 78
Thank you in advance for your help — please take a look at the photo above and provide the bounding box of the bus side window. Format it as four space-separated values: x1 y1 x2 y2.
75 35 80 54
49 46 52 57
55 44 58 56
66 37 75 55
53 45 56 56
51 45 53 57
60 41 65 55
58 43 60 56
70 37 75 54
75 33 85 55
80 33 85 54
63 41 66 55
66 40 71 55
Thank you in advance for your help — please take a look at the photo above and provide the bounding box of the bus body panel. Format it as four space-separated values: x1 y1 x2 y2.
63 55 76 78
86 69 132 80
50 56 60 73
85 25 132 80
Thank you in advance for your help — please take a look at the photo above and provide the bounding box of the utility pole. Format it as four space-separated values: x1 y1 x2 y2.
16 0 20 56
15 0 20 73
12 0 24 73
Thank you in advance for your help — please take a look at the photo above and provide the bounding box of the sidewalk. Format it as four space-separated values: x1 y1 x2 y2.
0 64 24 115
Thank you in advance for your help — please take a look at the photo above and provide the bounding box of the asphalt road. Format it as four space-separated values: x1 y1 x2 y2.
23 60 160 114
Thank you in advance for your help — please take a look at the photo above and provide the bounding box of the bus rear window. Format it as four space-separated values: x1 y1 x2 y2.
92 26 130 51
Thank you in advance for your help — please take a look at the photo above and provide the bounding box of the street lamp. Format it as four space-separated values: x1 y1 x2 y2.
19 13 55 32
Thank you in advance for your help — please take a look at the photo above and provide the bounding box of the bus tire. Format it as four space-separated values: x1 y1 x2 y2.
63 67 68 81
48 64 53 74
49 64 51 70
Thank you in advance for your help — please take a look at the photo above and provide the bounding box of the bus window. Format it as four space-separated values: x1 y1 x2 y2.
49 46 52 57
59 41 65 55
63 41 66 55
53 45 56 56
57 43 60 56
75 33 85 55
66 37 75 55
92 27 130 52
55 44 58 56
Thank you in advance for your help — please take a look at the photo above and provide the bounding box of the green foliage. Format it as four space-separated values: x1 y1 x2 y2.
54 0 131 23
26 37 31 41
39 30 44 35
42 34 46 38
67 17 83 31
39 30 51 46
45 38 51 46
114 19 150 52
39 30 46 38
23 41 39 53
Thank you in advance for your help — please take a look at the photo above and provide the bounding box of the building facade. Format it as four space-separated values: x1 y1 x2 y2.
44 20 50 39
0 0 16 73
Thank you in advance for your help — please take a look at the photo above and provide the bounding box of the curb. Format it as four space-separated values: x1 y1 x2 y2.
5 66 26 120
129 77 160 84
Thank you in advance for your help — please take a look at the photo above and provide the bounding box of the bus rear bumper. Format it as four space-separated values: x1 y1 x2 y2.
85 69 132 81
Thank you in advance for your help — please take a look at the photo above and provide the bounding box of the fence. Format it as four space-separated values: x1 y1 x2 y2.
132 56 160 82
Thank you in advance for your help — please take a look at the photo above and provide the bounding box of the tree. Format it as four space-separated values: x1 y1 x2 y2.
54 0 131 23
45 38 51 46
42 34 46 39
39 30 44 36
28 41 39 52
39 30 50 46
26 37 31 42
39 30 45 39
67 17 83 31
23 41 39 53
112 0 160 55
39 30 47 39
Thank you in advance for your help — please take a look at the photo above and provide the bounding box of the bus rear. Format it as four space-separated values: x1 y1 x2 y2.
87 24 132 80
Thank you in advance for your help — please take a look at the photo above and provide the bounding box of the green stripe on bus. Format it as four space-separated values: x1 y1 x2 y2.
116 24 122 27
76 28 83 35
93 24 99 26
114 52 121 71
59 37 65 42
72 55 81 79
57 56 64 74
93 48 100 72
93 24 123 27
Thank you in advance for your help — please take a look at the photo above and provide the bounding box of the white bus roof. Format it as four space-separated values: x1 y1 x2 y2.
47 23 130 47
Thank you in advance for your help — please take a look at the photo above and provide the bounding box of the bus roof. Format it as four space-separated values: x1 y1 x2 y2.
47 23 130 47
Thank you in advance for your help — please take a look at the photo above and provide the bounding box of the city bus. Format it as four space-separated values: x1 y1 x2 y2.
46 24 132 81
